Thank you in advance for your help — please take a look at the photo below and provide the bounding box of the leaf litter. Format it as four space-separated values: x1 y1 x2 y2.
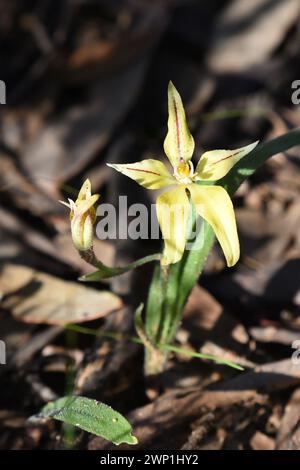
1 0 300 451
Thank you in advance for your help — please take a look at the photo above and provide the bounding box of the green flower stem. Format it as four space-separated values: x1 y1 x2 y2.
165 221 214 344
145 264 164 342
145 128 300 374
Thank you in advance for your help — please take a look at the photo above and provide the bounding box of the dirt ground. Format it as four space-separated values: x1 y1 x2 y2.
1 0 300 450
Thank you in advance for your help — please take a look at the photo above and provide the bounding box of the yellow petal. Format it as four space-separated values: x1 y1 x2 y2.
188 184 240 267
107 159 175 189
163 81 195 168
81 212 94 250
156 186 190 265
196 141 258 181
77 179 92 201
76 194 100 216
71 212 94 251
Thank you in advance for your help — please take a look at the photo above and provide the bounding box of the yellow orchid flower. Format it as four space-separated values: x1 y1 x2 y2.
59 179 100 251
107 82 258 266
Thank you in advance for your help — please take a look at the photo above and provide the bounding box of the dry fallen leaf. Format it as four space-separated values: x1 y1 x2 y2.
208 0 300 73
0 264 123 325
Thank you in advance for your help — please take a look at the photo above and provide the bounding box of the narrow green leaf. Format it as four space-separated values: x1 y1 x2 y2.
30 396 138 446
63 322 242 371
161 344 244 370
80 253 161 281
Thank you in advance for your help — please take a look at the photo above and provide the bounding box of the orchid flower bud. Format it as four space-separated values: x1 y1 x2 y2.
59 179 100 251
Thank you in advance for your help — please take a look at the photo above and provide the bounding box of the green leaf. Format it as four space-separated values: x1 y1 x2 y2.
80 253 160 281
30 396 138 446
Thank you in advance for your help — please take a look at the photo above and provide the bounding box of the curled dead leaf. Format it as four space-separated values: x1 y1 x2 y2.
0 264 123 325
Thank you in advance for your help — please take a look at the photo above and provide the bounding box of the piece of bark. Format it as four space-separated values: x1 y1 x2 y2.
89 389 265 450
7 327 63 372
250 326 300 346
210 359 300 393
75 308 141 411
276 388 300 449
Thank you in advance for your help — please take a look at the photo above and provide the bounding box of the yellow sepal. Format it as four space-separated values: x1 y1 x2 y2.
163 81 195 168
107 159 175 190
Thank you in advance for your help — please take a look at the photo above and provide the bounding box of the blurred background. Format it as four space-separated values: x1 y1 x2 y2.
1 0 300 450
